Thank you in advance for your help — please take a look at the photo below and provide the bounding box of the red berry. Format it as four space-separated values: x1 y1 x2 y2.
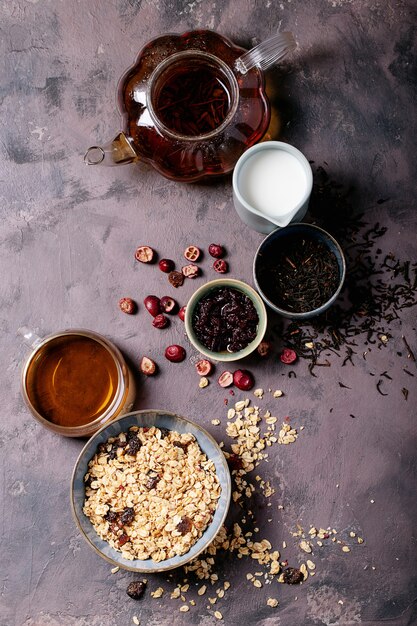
160 296 178 314
135 246 155 263
165 345 186 362
218 371 233 387
118 297 137 315
280 348 297 364
233 369 254 391
178 306 186 321
159 258 175 273
213 259 228 274
195 359 213 376
182 264 200 279
208 244 225 258
184 245 201 262
144 295 161 317
140 356 157 376
152 314 169 329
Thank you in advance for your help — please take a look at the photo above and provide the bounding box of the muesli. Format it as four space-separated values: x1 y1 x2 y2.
83 426 221 562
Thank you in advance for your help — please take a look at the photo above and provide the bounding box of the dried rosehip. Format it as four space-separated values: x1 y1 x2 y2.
257 340 272 357
135 245 155 263
195 359 213 376
280 348 297 364
144 295 161 317
218 371 233 387
126 580 147 600
140 356 157 376
233 369 255 391
160 296 178 314
165 344 186 362
184 245 201 262
168 270 184 288
182 264 200 278
118 297 137 315
227 453 244 471
178 306 186 321
118 533 130 546
282 567 304 585
152 314 169 329
158 258 175 273
213 259 228 273
208 243 225 258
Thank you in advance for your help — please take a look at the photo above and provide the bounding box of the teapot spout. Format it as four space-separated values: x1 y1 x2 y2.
84 132 138 166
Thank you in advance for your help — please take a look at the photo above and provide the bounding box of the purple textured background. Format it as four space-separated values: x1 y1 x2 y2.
1 1 417 625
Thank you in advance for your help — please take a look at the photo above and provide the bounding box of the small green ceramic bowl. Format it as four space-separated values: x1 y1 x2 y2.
185 278 267 362
71 410 231 573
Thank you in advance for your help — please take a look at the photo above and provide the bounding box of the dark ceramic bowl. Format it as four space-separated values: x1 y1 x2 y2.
253 223 346 319
71 410 231 572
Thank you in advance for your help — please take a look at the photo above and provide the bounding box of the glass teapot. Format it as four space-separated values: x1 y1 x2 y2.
84 30 295 183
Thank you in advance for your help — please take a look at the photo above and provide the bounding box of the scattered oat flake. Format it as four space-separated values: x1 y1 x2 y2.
132 617 140 626
342 546 351 553
111 566 119 574
179 605 189 612
171 588 181 599
338 600 344 605
305 342 314 349
214 611 223 620
151 587 164 598
299 540 312 553
358 537 364 544
273 390 283 398
306 559 316 570
254 388 264 398
190 600 196 606
199 377 209 388
253 579 262 588
211 419 221 425
224 581 230 590
349 531 356 538
198 585 207 596
267 598 279 607
370 499 375 503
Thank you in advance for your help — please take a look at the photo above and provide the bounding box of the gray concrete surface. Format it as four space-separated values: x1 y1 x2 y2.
1 1 417 625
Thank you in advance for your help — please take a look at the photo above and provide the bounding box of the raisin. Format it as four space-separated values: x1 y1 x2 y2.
126 432 141 455
282 567 304 585
126 580 147 600
176 516 193 535
104 510 119 524
120 507 135 526
97 442 107 454
145 471 160 490
173 441 189 453
118 533 130 547
158 428 170 439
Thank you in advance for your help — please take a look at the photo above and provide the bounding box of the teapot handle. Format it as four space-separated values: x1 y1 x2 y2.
84 132 138 167
17 326 43 349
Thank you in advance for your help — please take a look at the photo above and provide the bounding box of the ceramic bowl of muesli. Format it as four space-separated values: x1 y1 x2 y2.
185 278 267 362
71 410 231 572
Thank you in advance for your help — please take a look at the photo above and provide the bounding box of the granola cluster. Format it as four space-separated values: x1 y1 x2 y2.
83 426 221 562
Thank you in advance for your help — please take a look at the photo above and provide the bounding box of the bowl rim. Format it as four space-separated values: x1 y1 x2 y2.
184 278 267 361
253 223 346 319
70 409 232 572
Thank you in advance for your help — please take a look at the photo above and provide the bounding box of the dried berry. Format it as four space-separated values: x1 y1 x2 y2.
257 341 272 357
208 243 225 258
165 345 186 362
104 510 119 523
158 427 170 439
184 245 201 262
213 259 228 273
173 441 189 452
182 264 200 278
152 314 169 329
145 471 160 490
160 296 178 314
280 348 297 364
168 271 184 288
139 356 157 376
126 580 147 600
159 258 175 273
118 297 137 315
218 371 233 387
144 295 161 317
126 432 141 455
233 369 255 391
120 507 135 526
118 533 130 546
195 359 213 376
176 516 193 535
178 306 186 321
282 567 304 585
135 246 155 263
